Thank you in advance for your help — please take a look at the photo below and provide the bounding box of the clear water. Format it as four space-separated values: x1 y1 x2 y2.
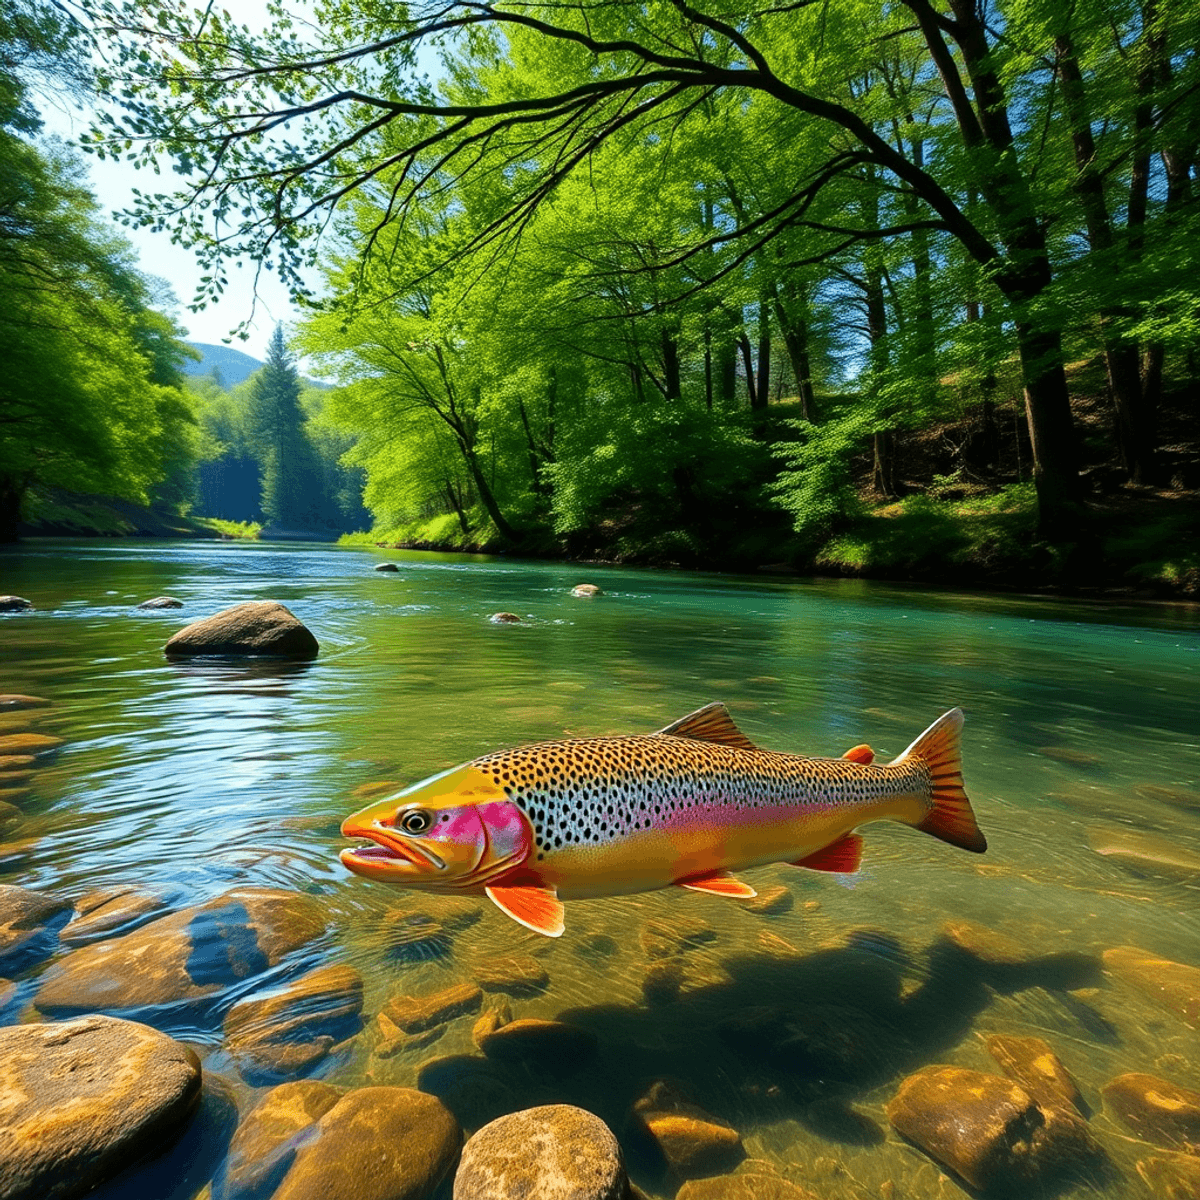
1 539 1198 1199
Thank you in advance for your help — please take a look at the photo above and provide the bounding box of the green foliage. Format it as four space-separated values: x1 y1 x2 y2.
199 517 262 539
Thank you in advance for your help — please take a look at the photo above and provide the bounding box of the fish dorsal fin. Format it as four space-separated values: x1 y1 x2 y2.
485 883 565 938
656 703 758 752
677 869 757 899
842 744 875 765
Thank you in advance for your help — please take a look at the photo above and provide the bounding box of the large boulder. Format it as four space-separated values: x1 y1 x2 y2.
0 1015 202 1200
36 887 325 1014
984 1034 1086 1113
454 1105 629 1200
164 602 318 660
0 883 71 973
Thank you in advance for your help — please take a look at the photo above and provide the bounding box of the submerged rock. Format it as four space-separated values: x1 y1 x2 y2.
639 916 717 959
136 596 183 609
642 960 685 1005
984 1034 1086 1113
0 695 50 710
269 1087 461 1200
939 919 1031 966
1102 1072 1200 1148
0 1015 202 1200
60 887 168 946
374 562 400 572
1037 745 1102 767
0 596 33 612
473 955 549 997
36 887 325 1014
476 1018 597 1073
886 1065 1100 1191
571 584 603 597
744 885 793 915
1134 784 1200 813
677 1176 820 1200
1088 826 1200 880
471 1002 512 1050
0 754 36 769
1103 945 1200 1028
0 801 21 835
224 963 364 1085
0 883 71 972
454 1105 628 1200
489 612 521 624
214 1079 344 1200
1137 1152 1200 1199
632 1081 744 1180
417 1054 517 1132
386 983 483 1034
164 601 319 660
0 732 63 756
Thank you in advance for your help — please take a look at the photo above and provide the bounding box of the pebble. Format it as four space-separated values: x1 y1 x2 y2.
224 963 365 1085
164 601 319 660
473 956 549 996
984 1034 1085 1113
0 732 63 756
60 888 167 946
1103 945 1200 1028
639 916 717 959
886 1065 1100 1191
489 613 522 624
744 886 793 915
1102 1072 1200 1147
36 887 325 1014
0 696 50 711
476 1018 598 1072
0 1015 201 1200
0 883 71 973
136 596 183 609
213 1079 344 1200
454 1105 627 1200
632 1081 744 1179
386 982 483 1034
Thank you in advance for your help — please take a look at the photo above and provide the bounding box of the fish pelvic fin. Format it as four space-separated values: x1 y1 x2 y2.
677 869 757 898
485 882 565 938
893 708 987 854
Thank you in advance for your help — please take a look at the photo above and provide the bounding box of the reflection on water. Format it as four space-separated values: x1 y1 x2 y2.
1 539 1198 1198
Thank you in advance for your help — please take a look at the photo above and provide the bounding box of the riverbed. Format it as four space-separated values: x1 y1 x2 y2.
1 539 1198 1199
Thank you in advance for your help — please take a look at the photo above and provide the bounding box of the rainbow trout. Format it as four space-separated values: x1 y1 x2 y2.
340 703 986 936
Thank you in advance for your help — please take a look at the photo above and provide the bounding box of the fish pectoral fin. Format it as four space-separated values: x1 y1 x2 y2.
841 743 875 765
788 833 864 874
485 883 565 938
677 870 758 899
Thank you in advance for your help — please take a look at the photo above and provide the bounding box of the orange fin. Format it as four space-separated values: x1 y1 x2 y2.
894 708 987 853
656 702 757 751
842 743 875 764
677 870 758 899
485 883 565 938
789 833 864 874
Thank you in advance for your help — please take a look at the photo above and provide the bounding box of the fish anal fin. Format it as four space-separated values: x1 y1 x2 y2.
656 702 757 752
842 744 875 765
677 870 757 899
485 883 565 938
789 833 864 874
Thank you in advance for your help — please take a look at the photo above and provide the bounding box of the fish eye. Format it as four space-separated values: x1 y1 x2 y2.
398 808 433 835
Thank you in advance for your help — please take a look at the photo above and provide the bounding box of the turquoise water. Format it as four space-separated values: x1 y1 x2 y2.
1 539 1198 1198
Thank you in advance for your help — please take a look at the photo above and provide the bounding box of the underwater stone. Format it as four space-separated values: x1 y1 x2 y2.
472 1002 512 1050
676 1175 820 1200
386 982 483 1034
214 1079 345 1200
0 883 71 973
886 1065 1100 1192
639 916 717 958
633 1081 744 1180
1103 945 1200 1028
476 1018 597 1072
1102 1072 1200 1147
1036 745 1102 766
137 596 183 609
0 1015 202 1200
164 601 319 659
744 885 794 915
454 1105 628 1200
270 1087 461 1200
1088 827 1200 880
939 919 1035 966
0 732 63 756
60 887 168 946
473 955 549 997
0 597 33 612
374 562 400 571
489 612 521 624
0 755 36 769
35 887 325 1014
1137 1152 1200 1199
0 695 50 710
0 801 21 835
571 584 603 597
984 1034 1086 1113
642 960 685 1005
1134 784 1200 813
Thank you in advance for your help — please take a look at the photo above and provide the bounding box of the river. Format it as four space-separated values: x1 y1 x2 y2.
1 539 1198 1199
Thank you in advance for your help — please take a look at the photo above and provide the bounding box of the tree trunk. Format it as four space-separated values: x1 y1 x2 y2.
772 285 817 422
445 480 471 536
738 333 758 409
0 475 24 543
661 328 682 400
754 299 770 412
462 444 519 541
703 325 713 412
718 343 737 403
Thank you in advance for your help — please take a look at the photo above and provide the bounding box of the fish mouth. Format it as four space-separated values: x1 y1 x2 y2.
339 822 445 877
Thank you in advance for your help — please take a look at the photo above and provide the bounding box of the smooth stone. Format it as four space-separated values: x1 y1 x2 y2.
36 887 325 1014
0 883 71 972
643 960 685 1005
270 1087 461 1200
639 916 717 959
1037 745 1102 767
571 584 603 597
0 802 21 834
0 696 50 711
0 732 63 756
1138 1152 1200 1199
1135 784 1200 813
386 982 483 1034
744 885 793 915
633 1082 744 1179
375 562 400 572
224 964 364 1085
1087 827 1200 879
137 596 184 609
477 1018 597 1072
60 888 168 946
164 601 319 660
0 596 33 612
417 1054 518 1133
473 956 549 996
1103 946 1200 1028
1102 1072 1200 1147
454 1105 628 1200
214 1079 344 1200
676 1175 820 1200
489 613 521 624
471 1002 512 1050
984 1034 1085 1113
886 1065 1100 1191
0 1015 202 1200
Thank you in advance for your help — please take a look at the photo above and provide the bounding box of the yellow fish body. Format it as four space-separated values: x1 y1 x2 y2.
340 703 986 936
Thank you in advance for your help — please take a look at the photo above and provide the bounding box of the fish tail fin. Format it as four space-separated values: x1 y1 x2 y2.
893 708 987 853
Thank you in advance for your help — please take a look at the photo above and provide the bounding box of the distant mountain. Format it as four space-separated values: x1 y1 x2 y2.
183 342 265 388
